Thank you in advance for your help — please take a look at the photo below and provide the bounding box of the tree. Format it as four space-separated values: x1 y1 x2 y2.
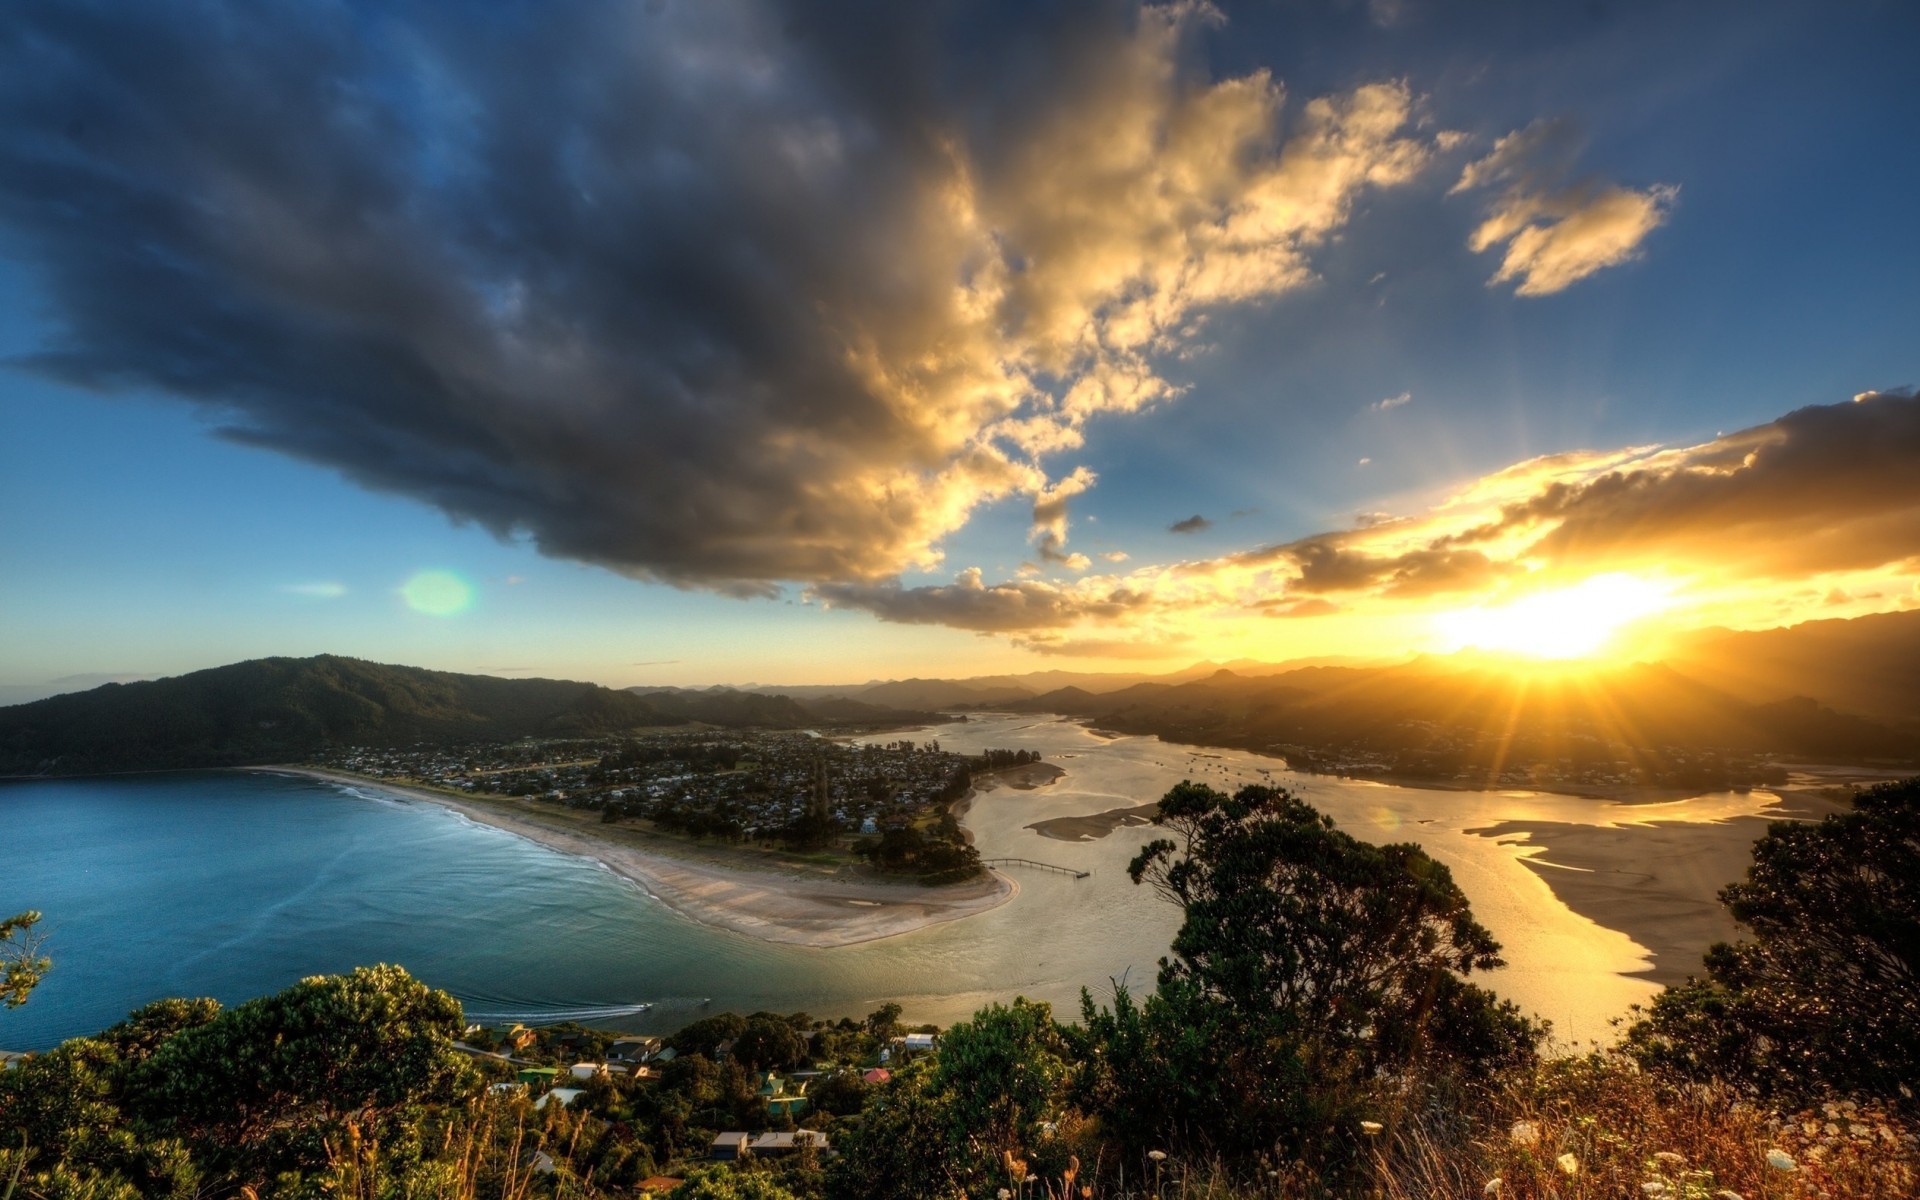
133 964 469 1148
931 998 1069 1173
1079 782 1540 1167
864 1002 903 1041
667 1164 802 1199
833 1001 1071 1199
1 910 49 1008
1630 778 1920 1109
731 1018 808 1073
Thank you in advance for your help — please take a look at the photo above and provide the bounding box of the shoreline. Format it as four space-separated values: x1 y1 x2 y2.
248 766 1015 950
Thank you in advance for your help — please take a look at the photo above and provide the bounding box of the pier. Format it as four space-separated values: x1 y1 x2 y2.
981 857 1090 879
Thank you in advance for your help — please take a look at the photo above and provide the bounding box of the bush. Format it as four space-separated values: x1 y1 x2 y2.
1630 778 1920 1110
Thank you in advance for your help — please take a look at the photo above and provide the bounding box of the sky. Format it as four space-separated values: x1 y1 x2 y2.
3 0 1918 697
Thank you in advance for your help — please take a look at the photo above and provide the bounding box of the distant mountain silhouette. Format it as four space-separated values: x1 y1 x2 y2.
0 656 944 777
0 655 679 776
1660 608 1920 723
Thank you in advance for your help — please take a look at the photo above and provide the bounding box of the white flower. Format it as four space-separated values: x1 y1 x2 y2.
1641 1183 1667 1196
1360 1120 1383 1135
1765 1148 1796 1172
998 1191 1011 1199
1147 1150 1167 1162
1509 1120 1540 1147
1715 1191 1746 1200
1556 1153 1579 1176
1482 1179 1502 1196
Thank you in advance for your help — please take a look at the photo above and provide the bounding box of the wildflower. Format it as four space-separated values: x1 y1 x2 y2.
1483 1179 1502 1196
1642 1183 1668 1196
998 1191 1011 1199
1361 1121 1383 1135
1147 1149 1167 1162
1766 1148 1796 1171
1557 1153 1579 1176
1509 1120 1540 1147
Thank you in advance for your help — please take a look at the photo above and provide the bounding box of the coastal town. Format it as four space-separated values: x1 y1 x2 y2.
308 733 1048 870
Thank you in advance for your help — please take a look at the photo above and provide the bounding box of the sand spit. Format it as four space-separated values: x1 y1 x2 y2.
247 767 1015 949
1026 801 1161 843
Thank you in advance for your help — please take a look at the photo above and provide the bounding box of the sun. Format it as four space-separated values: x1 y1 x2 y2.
1432 573 1671 661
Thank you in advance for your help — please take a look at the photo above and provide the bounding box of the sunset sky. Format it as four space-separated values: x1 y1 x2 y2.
4 0 1918 697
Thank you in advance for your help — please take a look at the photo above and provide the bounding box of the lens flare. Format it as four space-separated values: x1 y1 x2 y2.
401 570 475 616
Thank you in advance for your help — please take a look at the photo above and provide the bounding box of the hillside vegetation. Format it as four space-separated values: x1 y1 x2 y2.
4 780 1915 1199
0 657 936 777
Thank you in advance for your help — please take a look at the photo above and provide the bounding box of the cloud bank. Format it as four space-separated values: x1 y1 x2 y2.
0 0 1436 593
814 391 1920 652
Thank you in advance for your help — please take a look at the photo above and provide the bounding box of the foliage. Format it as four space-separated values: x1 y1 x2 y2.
1076 782 1540 1174
1629 778 1920 1109
667 1164 804 1199
830 999 1071 1199
0 911 49 1009
131 964 469 1173
854 823 981 881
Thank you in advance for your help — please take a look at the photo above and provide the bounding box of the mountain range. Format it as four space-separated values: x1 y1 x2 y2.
0 656 939 777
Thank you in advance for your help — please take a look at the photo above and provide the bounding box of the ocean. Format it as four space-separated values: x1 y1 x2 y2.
2 714 1781 1051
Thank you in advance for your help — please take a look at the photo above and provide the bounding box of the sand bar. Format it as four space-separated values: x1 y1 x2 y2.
1464 789 1849 986
249 767 1015 949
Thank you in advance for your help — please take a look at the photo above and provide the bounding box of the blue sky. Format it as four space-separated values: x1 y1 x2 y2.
4 1 1918 695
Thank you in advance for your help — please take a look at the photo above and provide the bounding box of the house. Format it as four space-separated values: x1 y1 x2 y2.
653 1047 678 1063
748 1131 829 1157
862 1068 891 1084
534 1087 584 1111
757 1072 810 1116
714 1038 736 1060
710 1132 751 1161
609 1036 662 1063
903 1033 936 1052
515 1067 560 1087
569 1062 606 1081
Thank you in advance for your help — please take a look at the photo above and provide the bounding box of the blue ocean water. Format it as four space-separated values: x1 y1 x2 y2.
0 767 1179 1050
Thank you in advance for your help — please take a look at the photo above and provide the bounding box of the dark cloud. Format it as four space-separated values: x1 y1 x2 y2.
808 568 1158 633
1459 390 1920 578
0 0 1433 593
1169 514 1213 534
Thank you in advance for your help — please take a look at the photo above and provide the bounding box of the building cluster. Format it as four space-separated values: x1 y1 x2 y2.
314 732 974 842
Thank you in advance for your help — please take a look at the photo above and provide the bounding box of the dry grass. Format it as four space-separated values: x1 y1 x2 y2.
1007 1057 1916 1200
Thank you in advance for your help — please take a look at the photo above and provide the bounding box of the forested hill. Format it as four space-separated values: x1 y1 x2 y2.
0 656 683 776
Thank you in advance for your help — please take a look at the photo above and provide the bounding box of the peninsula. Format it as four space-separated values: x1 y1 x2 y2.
262 766 1015 948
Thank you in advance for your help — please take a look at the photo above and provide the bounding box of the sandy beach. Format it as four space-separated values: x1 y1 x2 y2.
250 767 1015 949
1464 789 1849 986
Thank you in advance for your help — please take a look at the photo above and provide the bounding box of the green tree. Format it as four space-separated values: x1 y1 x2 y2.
1 910 49 1008
731 1018 809 1073
930 998 1068 1175
1079 782 1540 1168
833 1001 1070 1199
133 964 469 1148
1630 778 1920 1109
826 1062 963 1200
863 1002 902 1041
667 1164 802 1199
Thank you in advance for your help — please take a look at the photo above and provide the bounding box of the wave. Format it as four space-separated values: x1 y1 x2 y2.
462 1002 656 1025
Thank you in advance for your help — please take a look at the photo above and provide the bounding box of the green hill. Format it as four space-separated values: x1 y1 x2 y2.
0 655 680 776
